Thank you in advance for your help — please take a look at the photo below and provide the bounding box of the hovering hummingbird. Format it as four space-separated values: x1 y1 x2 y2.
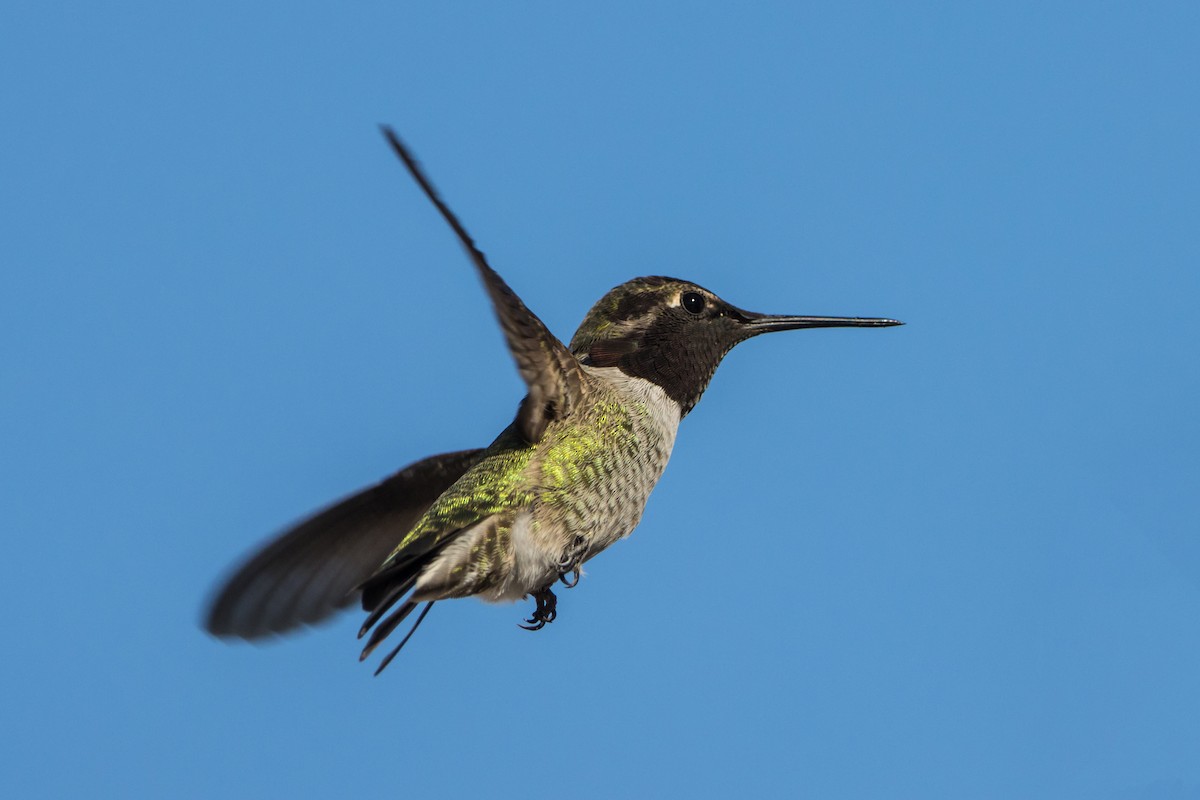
205 127 903 674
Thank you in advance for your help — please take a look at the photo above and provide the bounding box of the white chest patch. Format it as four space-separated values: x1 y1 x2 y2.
585 366 682 449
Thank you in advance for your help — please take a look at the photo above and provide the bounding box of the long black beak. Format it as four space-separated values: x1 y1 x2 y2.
736 309 904 335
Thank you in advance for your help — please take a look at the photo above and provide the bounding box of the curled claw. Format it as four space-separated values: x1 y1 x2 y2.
519 608 555 630
519 607 556 630
559 535 587 568
519 586 558 631
556 535 587 583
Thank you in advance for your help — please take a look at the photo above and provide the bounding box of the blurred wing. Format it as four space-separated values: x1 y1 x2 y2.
381 126 586 443
204 448 484 639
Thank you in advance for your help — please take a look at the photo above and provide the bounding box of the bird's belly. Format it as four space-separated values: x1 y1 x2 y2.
506 378 678 597
486 468 666 604
470 374 680 604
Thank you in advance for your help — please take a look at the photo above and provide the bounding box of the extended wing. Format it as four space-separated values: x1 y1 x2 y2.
381 127 586 443
204 448 484 639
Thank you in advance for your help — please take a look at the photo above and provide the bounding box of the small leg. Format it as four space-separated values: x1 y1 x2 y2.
519 586 558 631
559 567 581 589
556 534 587 589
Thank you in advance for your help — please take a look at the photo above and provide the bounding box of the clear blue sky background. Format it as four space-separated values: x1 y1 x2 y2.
3 3 1198 798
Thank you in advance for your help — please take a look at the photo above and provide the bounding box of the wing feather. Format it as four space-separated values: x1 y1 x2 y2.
381 127 586 443
203 448 483 639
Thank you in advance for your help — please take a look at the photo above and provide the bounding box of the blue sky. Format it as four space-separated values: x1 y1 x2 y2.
3 3 1198 798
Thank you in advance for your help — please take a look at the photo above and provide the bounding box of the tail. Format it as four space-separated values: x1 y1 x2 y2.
355 541 452 675
359 599 436 676
356 511 505 674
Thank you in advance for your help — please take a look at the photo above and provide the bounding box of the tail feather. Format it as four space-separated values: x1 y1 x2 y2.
359 599 419 660
374 602 436 676
355 517 488 672
357 574 417 639
355 541 452 673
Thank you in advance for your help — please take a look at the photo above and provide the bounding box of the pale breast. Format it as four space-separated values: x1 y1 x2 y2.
527 367 682 564
424 369 684 604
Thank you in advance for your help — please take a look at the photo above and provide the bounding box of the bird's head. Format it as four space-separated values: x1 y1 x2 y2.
569 276 901 415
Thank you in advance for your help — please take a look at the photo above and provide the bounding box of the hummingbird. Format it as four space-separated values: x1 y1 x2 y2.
204 127 903 674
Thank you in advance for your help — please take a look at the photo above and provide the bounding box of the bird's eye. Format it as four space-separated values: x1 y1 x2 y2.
681 292 706 315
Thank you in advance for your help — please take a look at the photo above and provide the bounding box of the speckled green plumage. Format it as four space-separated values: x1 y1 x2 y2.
376 382 672 602
389 426 535 557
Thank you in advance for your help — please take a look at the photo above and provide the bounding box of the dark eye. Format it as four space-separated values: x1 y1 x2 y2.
681 292 706 314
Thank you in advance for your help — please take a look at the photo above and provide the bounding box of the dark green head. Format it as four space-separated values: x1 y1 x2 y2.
569 276 902 415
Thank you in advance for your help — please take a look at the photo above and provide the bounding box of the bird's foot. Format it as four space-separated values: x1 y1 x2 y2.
559 566 581 589
519 586 558 631
555 534 587 589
